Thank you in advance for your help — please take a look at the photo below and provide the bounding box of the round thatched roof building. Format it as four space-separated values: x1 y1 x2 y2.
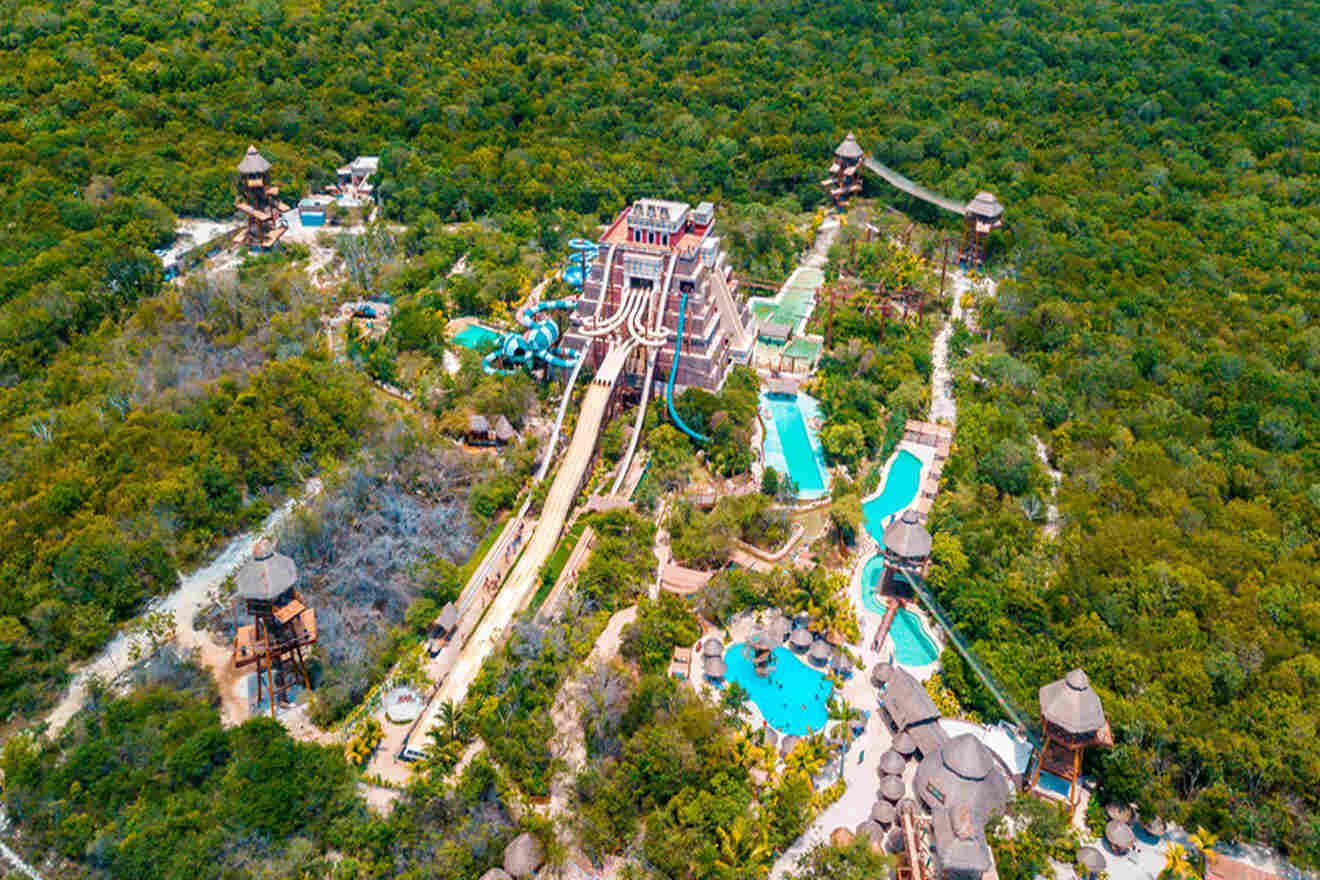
914 732 1012 817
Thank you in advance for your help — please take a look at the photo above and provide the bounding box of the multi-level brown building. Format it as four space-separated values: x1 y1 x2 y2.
561 198 756 394
234 146 289 251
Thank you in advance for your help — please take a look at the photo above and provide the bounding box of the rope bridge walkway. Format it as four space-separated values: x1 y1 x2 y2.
862 157 968 216
896 562 1039 744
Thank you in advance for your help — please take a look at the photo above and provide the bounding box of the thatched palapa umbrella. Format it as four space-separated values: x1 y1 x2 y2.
879 774 905 802
871 800 897 826
1105 820 1135 855
790 628 813 651
809 639 832 665
479 871 513 880
703 655 727 679
884 826 906 854
879 749 906 775
1077 846 1106 876
702 638 724 657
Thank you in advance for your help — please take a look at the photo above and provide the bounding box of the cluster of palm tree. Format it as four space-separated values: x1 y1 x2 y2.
420 698 471 773
1162 827 1220 880
778 567 860 645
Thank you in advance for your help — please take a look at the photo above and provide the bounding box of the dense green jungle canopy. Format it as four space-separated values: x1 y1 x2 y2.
0 0 1318 868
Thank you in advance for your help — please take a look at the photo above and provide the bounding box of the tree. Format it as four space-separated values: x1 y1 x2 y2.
721 681 750 721
829 493 862 548
1163 842 1194 880
761 466 781 497
1189 827 1220 877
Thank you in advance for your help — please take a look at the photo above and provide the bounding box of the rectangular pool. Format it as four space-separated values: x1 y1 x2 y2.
760 391 829 499
453 324 502 350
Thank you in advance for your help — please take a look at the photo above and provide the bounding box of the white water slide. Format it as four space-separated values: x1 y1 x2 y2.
433 341 636 708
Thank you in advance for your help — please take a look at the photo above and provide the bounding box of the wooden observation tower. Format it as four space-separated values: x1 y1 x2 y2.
1029 668 1112 814
231 539 318 717
878 509 933 599
234 146 289 251
961 192 1003 268
823 133 864 210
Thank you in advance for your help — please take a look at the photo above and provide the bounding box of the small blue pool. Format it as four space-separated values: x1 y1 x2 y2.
859 554 888 614
724 644 833 736
889 608 940 666
760 391 829 500
453 324 502 350
863 449 923 540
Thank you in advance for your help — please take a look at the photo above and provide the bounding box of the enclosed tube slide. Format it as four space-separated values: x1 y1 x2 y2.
664 288 710 444
482 298 581 374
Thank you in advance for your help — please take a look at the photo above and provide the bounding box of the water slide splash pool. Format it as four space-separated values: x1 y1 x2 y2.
760 391 829 499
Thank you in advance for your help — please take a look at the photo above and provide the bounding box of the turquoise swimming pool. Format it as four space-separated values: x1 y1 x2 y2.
888 608 940 666
859 554 888 613
862 449 923 540
453 324 502 350
760 391 829 500
724 644 833 736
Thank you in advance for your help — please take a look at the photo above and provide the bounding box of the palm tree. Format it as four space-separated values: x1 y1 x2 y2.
1189 827 1220 878
1163 843 1194 880
714 815 771 877
438 698 461 742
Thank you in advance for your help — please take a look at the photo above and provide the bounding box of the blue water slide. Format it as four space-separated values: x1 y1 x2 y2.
482 298 582 375
665 289 711 444
563 239 598 290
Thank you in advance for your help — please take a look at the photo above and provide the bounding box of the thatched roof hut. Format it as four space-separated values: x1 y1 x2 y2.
914 733 1011 817
870 661 895 688
931 803 993 876
808 640 832 665
884 826 906 854
879 749 906 775
468 414 491 436
237 145 272 174
1105 820 1135 854
883 509 933 561
502 833 545 878
879 774 905 802
492 414 517 444
871 800 897 826
1040 669 1108 736
835 133 865 160
236 539 297 602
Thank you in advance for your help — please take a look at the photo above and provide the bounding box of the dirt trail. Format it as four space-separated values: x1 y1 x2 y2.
43 478 324 735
